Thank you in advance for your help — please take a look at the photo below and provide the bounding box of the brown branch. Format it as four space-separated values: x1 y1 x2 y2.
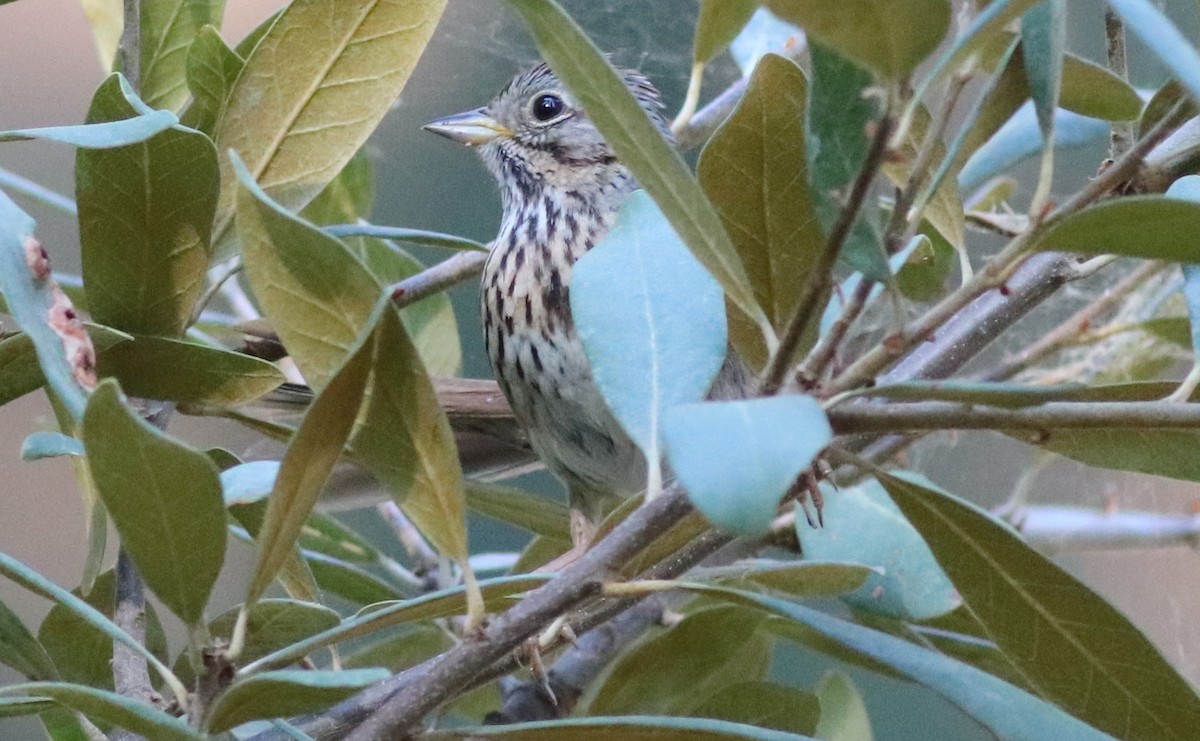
828 400 1200 433
390 251 486 307
1104 9 1134 159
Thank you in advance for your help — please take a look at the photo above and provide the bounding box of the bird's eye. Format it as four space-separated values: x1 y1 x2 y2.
531 93 565 122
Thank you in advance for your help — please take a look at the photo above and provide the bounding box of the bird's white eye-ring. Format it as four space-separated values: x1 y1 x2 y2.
531 93 565 122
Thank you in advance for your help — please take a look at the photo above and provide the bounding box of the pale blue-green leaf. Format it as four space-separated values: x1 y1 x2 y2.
0 75 176 148
1020 0 1065 137
20 431 84 461
958 102 1108 193
0 167 77 216
1107 0 1200 103
0 325 128 411
0 683 202 741
221 460 281 506
0 192 89 421
0 551 179 696
323 223 488 252
670 583 1117 741
573 190 728 464
797 478 959 621
426 715 817 740
0 697 54 717
83 380 226 625
1166 176 1200 357
876 470 1200 740
815 670 873 741
205 668 389 733
663 396 832 536
729 7 802 77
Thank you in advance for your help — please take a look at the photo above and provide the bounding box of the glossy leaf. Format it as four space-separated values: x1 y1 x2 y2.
182 25 244 134
699 54 823 365
99 336 284 406
689 681 819 736
20 431 85 461
245 303 379 604
427 715 818 740
0 553 179 698
502 0 765 327
235 154 382 392
0 684 202 741
797 479 959 621
806 42 887 281
663 396 832 536
212 0 449 246
875 470 1200 740
671 583 1116 741
1020 0 1065 137
140 0 223 111
77 74 218 337
815 671 873 741
206 668 388 732
240 574 550 674
465 481 571 541
0 599 57 680
763 0 950 79
350 304 469 563
1107 0 1200 104
572 190 728 476
36 570 169 693
83 380 226 625
582 606 770 715
1037 196 1200 261
0 193 90 421
694 0 758 64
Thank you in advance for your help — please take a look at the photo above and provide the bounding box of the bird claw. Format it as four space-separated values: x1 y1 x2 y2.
793 460 831 528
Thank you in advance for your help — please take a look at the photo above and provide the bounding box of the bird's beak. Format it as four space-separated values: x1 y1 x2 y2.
423 107 512 146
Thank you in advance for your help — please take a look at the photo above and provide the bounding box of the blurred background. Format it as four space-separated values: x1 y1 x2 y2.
3 1 1200 738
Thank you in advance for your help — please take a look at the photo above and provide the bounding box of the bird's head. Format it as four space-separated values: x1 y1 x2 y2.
424 62 668 196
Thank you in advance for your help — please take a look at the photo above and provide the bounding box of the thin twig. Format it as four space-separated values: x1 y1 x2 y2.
797 278 875 384
117 0 140 90
377 501 440 582
760 110 895 395
1104 8 1134 159
390 251 487 308
827 400 1200 432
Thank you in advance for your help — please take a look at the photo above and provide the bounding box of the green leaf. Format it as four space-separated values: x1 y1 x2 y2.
694 0 758 65
698 54 824 366
83 380 226 625
79 0 122 71
1107 0 1200 103
340 623 452 673
883 106 964 257
581 606 770 716
846 380 1093 407
465 481 571 541
662 396 832 536
98 336 284 406
814 671 873 741
0 326 128 411
245 302 379 603
571 190 728 478
141 0 223 111
239 574 550 674
235 154 382 392
0 697 54 718
20 431 85 461
1139 80 1198 139
689 681 819 736
301 513 380 563
874 470 1200 740
36 570 168 693
205 668 388 732
0 195 90 421
1166 177 1200 365
0 683 203 741
0 554 179 699
501 0 765 328
668 583 1117 741
301 148 376 226
797 479 959 621
702 560 872 599
1059 53 1142 122
0 599 57 680
303 551 403 604
324 223 488 253
806 42 887 281
1037 196 1200 260
427 716 818 740
349 303 469 563
212 0 449 248
76 74 218 337
1020 0 1065 138
181 25 244 134
762 0 950 79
